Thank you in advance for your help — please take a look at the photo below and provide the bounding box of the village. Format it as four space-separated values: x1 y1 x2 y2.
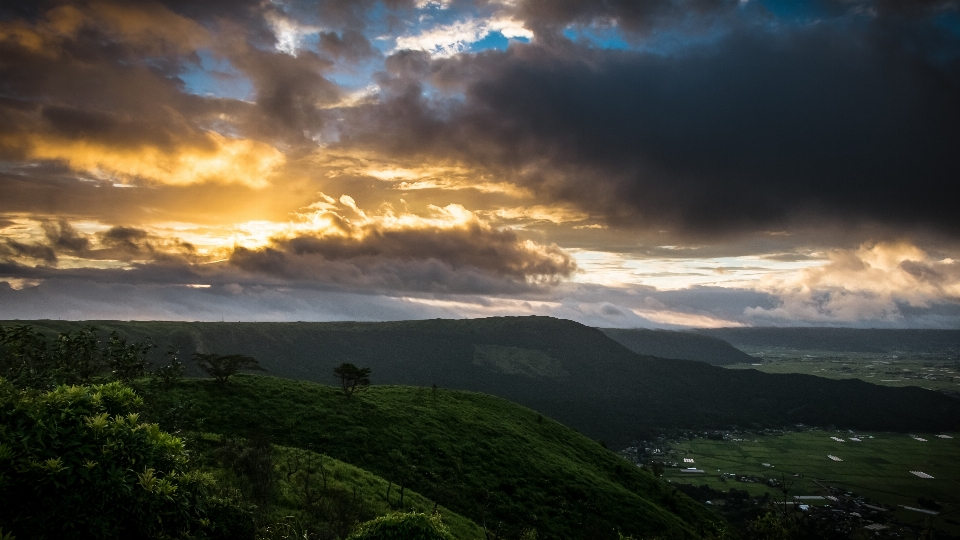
617 426 958 538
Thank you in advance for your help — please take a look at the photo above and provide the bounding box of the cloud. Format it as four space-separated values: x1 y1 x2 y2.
42 219 90 253
338 11 960 239
507 0 738 38
319 29 379 62
0 3 293 187
6 129 285 188
394 16 531 57
3 0 960 327
0 198 576 295
229 197 577 292
748 242 960 323
486 205 590 224
0 1 211 58
1 240 57 264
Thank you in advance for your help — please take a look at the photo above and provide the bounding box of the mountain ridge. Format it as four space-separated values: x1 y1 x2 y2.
599 328 754 365
4 317 959 446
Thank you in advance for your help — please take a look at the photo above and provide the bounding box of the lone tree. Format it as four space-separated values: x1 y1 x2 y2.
193 353 264 384
333 362 371 398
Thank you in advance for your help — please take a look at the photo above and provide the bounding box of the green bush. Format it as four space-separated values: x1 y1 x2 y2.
348 512 457 540
0 378 253 539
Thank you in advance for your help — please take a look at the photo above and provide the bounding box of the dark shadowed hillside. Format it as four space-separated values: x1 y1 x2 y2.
599 328 754 365
5 317 960 446
698 327 960 354
169 376 725 540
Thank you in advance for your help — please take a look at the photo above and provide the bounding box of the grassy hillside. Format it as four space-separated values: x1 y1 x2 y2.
167 374 727 540
6 317 960 445
599 328 753 366
192 435 485 539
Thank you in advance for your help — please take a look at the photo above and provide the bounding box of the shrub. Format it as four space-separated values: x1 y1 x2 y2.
193 353 265 384
0 378 253 539
348 512 457 540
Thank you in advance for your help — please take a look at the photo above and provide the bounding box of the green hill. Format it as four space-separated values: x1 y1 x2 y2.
599 328 754 365
192 435 485 540
5 317 960 445
167 374 726 540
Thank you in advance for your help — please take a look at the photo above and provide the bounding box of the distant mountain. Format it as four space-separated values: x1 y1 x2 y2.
599 328 754 365
697 327 960 353
5 317 960 445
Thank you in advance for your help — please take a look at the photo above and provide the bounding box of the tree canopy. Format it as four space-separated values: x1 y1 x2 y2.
0 325 152 389
333 363 371 398
0 379 253 539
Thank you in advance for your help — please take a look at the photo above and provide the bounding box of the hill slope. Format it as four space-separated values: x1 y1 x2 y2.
6 318 960 445
169 375 726 540
192 435 485 540
599 328 754 365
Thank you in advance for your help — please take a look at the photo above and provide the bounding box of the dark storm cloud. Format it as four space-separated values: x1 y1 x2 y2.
509 0 736 37
1 240 57 264
508 0 958 34
95 225 197 261
226 45 340 139
42 219 90 252
340 7 960 239
229 222 576 293
319 29 379 63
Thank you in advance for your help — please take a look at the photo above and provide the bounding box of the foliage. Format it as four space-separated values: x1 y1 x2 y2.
348 512 457 540
0 325 152 389
193 353 265 384
333 363 371 398
0 378 254 539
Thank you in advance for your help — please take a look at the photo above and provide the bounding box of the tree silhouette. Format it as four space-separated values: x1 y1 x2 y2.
333 363 371 398
193 353 264 384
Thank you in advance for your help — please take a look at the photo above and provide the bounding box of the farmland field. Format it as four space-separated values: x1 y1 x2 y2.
661 430 960 534
725 348 960 394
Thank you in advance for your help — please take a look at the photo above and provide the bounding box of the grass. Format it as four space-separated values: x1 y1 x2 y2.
659 430 960 535
167 374 728 540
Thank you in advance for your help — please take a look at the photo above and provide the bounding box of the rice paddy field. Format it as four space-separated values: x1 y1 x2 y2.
725 349 960 393
662 430 960 534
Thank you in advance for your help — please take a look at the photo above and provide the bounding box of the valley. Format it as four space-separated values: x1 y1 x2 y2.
630 428 960 537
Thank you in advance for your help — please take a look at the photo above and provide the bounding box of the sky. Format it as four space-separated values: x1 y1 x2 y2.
1 0 959 328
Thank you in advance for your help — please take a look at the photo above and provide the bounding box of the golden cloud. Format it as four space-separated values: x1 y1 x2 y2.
228 195 577 290
6 131 285 188
487 205 590 224
310 150 531 196
0 1 210 57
